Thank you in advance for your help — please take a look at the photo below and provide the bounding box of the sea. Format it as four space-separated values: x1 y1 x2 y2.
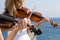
2 18 60 40
36 18 60 40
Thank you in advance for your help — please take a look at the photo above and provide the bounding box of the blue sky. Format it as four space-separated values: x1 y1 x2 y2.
0 0 60 18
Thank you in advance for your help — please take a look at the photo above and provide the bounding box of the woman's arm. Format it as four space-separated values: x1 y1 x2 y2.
6 23 20 40
0 29 4 40
34 18 50 28
6 25 19 40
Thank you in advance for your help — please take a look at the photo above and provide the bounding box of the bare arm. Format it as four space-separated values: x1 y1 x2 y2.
34 18 50 28
6 26 19 40
0 29 4 40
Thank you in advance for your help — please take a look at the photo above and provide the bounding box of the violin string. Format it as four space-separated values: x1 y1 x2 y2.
28 0 40 19
31 0 40 12
28 6 36 18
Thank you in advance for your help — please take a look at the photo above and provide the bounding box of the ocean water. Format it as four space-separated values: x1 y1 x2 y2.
36 18 60 40
2 32 8 40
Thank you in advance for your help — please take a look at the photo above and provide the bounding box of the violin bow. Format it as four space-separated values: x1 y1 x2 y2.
28 0 40 19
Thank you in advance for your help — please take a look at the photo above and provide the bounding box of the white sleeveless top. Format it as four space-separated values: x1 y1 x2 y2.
14 28 30 40
14 18 31 40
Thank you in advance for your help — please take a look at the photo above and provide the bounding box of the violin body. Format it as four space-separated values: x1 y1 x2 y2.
16 6 43 22
31 12 43 22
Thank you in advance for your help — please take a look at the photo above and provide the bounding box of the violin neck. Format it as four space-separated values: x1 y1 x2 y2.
49 20 58 27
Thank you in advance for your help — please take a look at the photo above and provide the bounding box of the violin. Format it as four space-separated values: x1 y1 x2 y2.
16 6 58 27
16 6 43 21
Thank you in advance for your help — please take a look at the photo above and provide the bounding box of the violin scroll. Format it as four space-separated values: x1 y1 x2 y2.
50 20 58 27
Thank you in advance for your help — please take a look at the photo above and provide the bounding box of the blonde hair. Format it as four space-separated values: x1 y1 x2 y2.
5 0 14 15
5 0 23 16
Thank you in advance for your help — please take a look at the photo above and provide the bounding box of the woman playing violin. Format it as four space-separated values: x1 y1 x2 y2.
6 0 58 39
0 0 58 40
